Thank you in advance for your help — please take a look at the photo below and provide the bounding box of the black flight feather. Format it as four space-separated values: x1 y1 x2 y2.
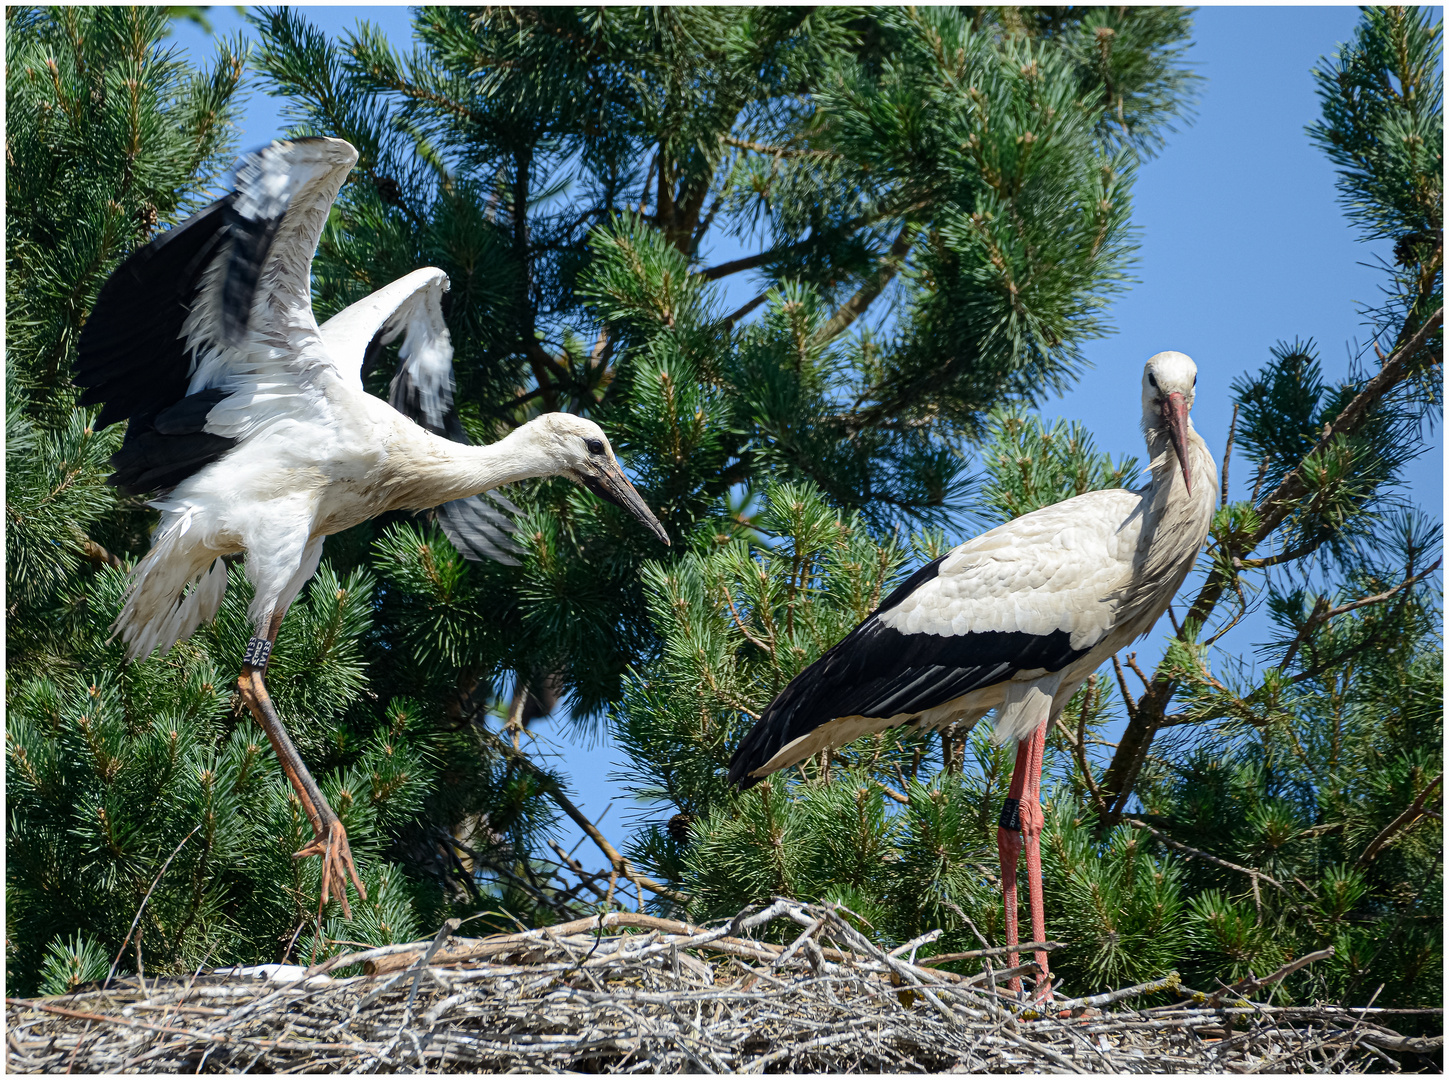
435 497 522 566
107 388 234 495
75 196 247 494
219 199 283 344
75 195 235 431
74 140 317 495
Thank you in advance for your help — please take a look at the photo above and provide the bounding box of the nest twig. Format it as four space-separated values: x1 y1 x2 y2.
7 900 1441 1073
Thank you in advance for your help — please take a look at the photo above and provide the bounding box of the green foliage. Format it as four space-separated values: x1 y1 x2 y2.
1082 7 1444 1017
1044 6 1200 157
4 559 445 990
1308 7 1442 247
1042 814 1187 990
1231 339 1420 559
976 407 1140 523
5 5 243 671
5 375 123 627
38 933 112 996
1306 3 1442 414
5 6 244 415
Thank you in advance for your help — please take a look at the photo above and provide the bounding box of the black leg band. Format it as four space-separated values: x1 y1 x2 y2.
243 636 274 670
998 797 1022 832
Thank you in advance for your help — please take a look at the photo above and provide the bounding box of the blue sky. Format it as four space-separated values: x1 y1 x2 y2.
171 6 1442 853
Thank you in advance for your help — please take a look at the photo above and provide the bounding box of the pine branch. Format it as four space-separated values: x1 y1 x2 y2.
479 727 688 904
1055 676 1109 815
78 536 122 569
1279 557 1440 674
1205 948 1335 1007
699 245 803 281
723 134 841 160
1110 655 1138 725
525 343 567 411
1204 308 1444 611
1243 306 1442 552
1354 773 1442 869
1220 403 1238 507
1124 818 1289 894
1236 537 1329 570
874 781 909 806
812 223 914 344
720 292 769 330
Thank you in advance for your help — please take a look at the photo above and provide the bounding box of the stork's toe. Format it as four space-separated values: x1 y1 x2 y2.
294 819 366 918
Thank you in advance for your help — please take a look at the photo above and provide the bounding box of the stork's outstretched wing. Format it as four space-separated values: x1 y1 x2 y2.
320 268 522 566
76 137 358 493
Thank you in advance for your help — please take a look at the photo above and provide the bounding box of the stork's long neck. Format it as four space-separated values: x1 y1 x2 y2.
1123 421 1219 625
385 425 559 512
1143 421 1217 514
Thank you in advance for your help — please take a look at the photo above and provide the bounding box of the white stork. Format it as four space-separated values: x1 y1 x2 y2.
75 137 668 916
729 351 1217 998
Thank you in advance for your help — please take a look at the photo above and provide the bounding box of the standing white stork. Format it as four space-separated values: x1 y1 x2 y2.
729 351 1217 998
75 137 669 916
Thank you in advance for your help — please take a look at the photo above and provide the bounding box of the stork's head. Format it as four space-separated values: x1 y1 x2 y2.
526 414 670 545
1140 351 1198 493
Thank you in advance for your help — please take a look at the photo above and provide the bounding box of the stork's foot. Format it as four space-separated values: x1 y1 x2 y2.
293 815 367 919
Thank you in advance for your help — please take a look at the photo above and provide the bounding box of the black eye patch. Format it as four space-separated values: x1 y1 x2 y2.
1148 372 1159 389
585 437 605 456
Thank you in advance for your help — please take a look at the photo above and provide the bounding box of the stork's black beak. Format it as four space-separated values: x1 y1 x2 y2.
1161 391 1192 494
580 464 670 545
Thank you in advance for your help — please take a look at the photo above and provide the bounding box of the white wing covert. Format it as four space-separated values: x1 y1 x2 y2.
321 267 522 566
879 488 1146 650
188 138 359 443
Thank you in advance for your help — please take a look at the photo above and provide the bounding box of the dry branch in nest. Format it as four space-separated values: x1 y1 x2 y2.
7 901 1441 1073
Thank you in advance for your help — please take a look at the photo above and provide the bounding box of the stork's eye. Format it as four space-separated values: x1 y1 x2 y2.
1148 372 1159 389
585 437 605 456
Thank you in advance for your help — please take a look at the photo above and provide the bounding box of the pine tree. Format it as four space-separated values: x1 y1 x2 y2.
7 6 1199 991
235 3 1199 936
1095 6 1443 1011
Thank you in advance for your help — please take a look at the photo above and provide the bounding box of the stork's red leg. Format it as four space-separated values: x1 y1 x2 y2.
1021 716 1052 1000
996 735 1032 993
237 612 366 918
996 716 1053 1000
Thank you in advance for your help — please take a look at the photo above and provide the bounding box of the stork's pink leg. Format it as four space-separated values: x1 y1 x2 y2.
1021 716 1052 1000
996 735 1032 993
237 611 366 919
996 717 1052 1000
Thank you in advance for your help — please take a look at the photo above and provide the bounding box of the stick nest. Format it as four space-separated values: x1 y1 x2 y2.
7 901 1441 1073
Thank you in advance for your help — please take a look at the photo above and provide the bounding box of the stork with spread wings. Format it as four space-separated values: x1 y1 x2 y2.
76 138 668 915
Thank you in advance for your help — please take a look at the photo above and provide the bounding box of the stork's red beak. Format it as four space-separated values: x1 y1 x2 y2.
1161 391 1192 493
